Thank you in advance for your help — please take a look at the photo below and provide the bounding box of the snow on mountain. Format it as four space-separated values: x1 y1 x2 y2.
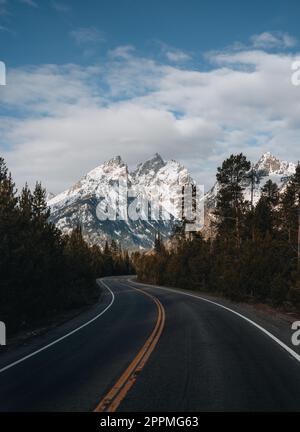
48 152 296 249
46 192 55 202
48 154 191 250
132 153 165 185
132 156 193 218
254 152 296 176
50 156 129 210
205 152 296 212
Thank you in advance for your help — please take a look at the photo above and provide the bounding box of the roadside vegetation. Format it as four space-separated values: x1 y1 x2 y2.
0 157 132 335
134 153 300 309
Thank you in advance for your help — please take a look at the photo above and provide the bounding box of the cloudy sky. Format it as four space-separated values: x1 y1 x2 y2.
0 0 300 194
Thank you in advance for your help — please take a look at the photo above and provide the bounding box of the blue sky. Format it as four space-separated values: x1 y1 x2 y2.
0 0 300 193
1 0 300 66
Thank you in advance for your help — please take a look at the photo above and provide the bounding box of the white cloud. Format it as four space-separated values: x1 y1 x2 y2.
156 41 191 63
1 42 300 194
109 45 136 59
251 31 297 49
70 27 105 45
165 50 191 63
0 64 102 113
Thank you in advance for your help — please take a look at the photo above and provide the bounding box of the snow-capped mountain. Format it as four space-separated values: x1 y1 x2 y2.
48 152 296 249
204 152 296 213
48 154 191 250
254 152 295 177
46 192 55 202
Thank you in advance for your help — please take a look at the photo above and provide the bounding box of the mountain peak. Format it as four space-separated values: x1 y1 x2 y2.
262 151 274 158
104 155 125 167
254 152 282 173
153 152 164 161
145 152 165 165
48 153 192 250
254 152 295 176
132 153 166 179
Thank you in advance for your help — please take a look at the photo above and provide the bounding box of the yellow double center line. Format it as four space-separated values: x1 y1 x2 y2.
94 285 166 413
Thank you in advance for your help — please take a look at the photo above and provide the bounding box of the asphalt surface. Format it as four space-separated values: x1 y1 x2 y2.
1 276 300 412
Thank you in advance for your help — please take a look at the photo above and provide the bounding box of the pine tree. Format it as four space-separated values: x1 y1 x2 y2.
254 180 279 237
104 240 110 255
0 158 18 215
154 231 164 253
214 153 251 249
280 164 300 245
19 183 33 221
32 182 50 224
261 179 279 205
110 239 118 255
0 158 19 330
103 240 113 275
0 156 134 335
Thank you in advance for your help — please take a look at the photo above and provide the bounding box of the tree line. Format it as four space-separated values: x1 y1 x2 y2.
0 157 132 335
134 153 300 309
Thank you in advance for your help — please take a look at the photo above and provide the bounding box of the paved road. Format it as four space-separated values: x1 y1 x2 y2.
1 276 300 412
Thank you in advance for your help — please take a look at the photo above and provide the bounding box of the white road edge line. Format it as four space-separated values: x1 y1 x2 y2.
0 279 115 374
129 279 300 364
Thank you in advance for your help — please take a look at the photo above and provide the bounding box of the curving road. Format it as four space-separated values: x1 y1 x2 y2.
1 276 300 412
